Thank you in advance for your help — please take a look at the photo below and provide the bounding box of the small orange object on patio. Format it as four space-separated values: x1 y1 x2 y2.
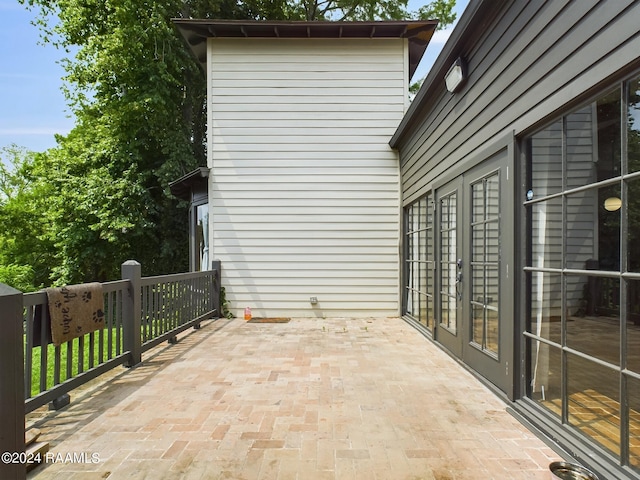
244 307 252 321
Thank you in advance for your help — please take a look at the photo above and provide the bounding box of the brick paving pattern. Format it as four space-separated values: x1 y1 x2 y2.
26 317 562 479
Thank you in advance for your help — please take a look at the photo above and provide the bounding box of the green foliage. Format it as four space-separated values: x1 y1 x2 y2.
26 329 120 397
414 0 457 28
0 264 36 293
0 145 30 200
0 145 54 290
40 137 155 284
238 0 456 23
8 0 456 290
220 286 234 319
15 0 218 284
409 80 423 96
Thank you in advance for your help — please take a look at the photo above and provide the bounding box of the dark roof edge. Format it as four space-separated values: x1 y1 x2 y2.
390 0 499 148
169 167 210 200
172 19 438 79
172 18 437 29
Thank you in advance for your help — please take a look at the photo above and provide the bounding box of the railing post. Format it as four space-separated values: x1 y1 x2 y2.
0 284 26 480
211 259 221 317
122 260 142 368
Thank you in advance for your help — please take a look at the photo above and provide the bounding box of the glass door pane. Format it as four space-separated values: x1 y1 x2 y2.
440 192 458 333
195 203 209 271
470 172 500 356
404 195 435 333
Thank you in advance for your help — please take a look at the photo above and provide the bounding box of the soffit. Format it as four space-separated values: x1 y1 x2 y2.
173 19 438 79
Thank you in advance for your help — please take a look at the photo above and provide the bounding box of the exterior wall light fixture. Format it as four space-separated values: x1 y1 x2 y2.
445 57 467 93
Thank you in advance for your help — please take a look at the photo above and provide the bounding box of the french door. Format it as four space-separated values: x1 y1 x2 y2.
435 177 464 358
434 152 513 394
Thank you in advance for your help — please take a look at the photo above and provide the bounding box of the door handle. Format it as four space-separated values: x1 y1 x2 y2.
456 259 463 299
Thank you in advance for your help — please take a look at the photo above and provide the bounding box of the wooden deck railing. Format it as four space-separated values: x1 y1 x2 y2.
0 260 221 480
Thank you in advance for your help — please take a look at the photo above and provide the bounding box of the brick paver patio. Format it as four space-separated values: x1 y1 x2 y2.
26 317 562 479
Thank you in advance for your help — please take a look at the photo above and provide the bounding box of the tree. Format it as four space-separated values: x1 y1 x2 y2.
14 0 456 287
0 145 53 290
239 0 456 23
17 0 238 284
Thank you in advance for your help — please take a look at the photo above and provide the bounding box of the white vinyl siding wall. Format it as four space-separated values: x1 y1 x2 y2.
208 38 407 318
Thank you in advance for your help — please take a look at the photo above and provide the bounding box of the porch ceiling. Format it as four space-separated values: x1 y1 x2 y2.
173 19 438 79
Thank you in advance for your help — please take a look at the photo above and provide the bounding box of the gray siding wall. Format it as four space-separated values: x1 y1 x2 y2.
397 0 640 203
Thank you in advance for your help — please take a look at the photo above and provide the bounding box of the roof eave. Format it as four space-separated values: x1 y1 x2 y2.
169 167 210 201
172 19 438 79
390 0 505 149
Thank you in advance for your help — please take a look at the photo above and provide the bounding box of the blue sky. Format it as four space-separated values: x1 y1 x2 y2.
0 1 74 153
0 0 468 154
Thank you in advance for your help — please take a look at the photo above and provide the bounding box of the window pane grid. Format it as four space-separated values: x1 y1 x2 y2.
440 193 457 333
525 77 640 469
471 175 500 355
404 195 434 331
